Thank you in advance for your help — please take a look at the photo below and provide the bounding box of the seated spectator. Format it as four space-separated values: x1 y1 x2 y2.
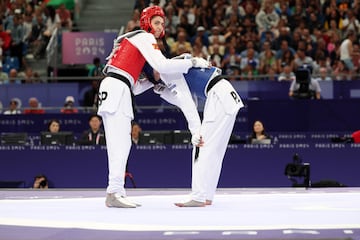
221 46 241 76
255 0 279 37
32 174 49 189
240 48 259 72
294 48 317 72
170 30 192 57
19 67 42 83
0 62 9 84
278 65 296 82
248 120 271 144
78 114 106 145
8 68 22 84
61 96 78 114
314 67 332 81
56 3 73 31
23 97 45 114
241 59 259 80
3 98 22 115
28 13 47 59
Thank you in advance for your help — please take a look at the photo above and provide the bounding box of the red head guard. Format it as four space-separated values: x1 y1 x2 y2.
140 6 165 38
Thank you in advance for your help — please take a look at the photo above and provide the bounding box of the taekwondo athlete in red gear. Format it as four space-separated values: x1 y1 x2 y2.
97 6 210 208
135 60 244 207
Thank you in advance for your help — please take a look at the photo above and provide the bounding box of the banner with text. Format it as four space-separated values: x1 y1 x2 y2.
62 32 117 64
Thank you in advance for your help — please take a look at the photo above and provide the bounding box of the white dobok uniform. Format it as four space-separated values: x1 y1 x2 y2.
134 66 244 202
98 30 194 196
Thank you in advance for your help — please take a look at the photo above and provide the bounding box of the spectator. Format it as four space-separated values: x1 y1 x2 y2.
208 43 224 68
28 13 47 59
259 40 276 75
341 9 360 37
78 114 106 145
221 45 241 76
56 3 72 31
88 57 105 77
170 30 192 57
61 96 78 114
190 26 209 48
8 68 22 84
0 62 9 84
277 48 295 74
294 48 317 72
126 9 141 33
3 98 22 115
33 174 49 189
314 67 332 81
44 5 61 38
23 97 45 114
340 30 357 77
0 20 12 54
352 43 360 73
83 80 100 112
240 47 259 72
255 0 279 37
248 120 271 144
278 65 296 82
241 59 258 80
208 26 225 46
20 67 42 83
9 14 25 70
333 60 351 81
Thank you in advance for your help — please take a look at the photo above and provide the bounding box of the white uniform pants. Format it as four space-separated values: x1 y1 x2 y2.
191 80 243 202
98 76 133 196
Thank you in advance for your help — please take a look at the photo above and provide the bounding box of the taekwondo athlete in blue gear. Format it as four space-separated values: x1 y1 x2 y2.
165 66 244 207
134 63 244 207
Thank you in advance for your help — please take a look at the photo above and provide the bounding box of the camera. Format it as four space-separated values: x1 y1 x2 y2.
284 153 311 187
39 180 48 188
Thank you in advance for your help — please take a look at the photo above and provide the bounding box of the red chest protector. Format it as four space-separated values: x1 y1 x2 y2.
106 38 146 84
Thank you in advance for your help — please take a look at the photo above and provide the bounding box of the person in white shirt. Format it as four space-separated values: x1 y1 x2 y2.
3 98 21 115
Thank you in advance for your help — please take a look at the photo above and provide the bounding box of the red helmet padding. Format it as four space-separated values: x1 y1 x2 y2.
352 130 360 143
140 6 165 38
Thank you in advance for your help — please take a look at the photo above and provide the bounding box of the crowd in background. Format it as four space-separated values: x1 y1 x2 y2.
131 0 360 81
0 0 75 85
1 0 360 113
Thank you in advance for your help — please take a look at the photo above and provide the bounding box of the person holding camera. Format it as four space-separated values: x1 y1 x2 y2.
33 174 48 189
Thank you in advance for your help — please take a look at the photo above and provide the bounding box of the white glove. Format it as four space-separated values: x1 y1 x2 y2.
191 57 210 68
191 133 202 146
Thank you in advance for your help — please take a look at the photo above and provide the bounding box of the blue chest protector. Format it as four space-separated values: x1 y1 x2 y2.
184 67 222 99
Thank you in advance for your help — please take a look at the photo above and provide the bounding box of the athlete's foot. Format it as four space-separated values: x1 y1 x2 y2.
105 193 138 208
205 200 212 205
174 200 206 207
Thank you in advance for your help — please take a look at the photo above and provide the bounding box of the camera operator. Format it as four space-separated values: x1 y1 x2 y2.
33 174 49 189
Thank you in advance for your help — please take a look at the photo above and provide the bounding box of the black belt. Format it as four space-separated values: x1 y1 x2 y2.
206 75 225 93
107 72 131 90
106 72 136 116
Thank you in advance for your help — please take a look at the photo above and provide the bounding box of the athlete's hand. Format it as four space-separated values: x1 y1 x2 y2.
191 57 211 69
191 133 204 147
153 83 166 94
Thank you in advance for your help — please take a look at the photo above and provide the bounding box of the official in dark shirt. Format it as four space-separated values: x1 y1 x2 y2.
79 114 106 145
